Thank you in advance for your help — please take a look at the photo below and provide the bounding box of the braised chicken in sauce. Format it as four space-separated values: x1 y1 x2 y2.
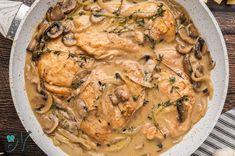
25 0 215 155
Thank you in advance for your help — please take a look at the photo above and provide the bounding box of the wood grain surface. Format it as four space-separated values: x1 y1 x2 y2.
0 0 234 155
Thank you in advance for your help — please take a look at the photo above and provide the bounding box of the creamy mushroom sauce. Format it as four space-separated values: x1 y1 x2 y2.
25 0 216 155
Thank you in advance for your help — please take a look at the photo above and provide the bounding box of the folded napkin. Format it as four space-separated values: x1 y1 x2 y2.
193 109 235 156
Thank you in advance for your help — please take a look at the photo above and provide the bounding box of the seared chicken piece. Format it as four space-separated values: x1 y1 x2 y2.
155 42 184 71
38 52 80 87
79 82 101 110
38 51 95 96
75 32 140 59
147 2 176 43
102 84 145 130
47 38 80 54
121 1 159 18
142 122 166 141
116 60 153 88
80 114 111 144
149 70 195 139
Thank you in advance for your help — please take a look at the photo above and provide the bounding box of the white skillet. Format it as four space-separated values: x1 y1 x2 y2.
0 0 229 155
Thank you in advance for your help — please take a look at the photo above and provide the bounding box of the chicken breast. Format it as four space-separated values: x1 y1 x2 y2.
37 51 94 96
80 114 111 144
147 2 176 43
148 70 195 139
75 32 140 59
155 42 184 71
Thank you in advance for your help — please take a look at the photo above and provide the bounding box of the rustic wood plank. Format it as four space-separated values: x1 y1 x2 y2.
0 0 234 155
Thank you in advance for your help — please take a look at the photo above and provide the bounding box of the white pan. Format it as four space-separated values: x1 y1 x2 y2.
0 0 229 155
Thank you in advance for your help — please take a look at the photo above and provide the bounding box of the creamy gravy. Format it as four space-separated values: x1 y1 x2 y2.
25 0 215 155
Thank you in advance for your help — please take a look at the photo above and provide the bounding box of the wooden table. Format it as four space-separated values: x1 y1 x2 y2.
0 0 234 155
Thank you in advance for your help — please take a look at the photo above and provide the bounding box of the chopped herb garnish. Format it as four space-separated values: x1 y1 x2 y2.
112 0 124 16
32 51 42 61
67 16 73 20
154 54 164 72
143 99 149 106
98 81 106 91
136 18 145 27
144 33 156 49
153 95 188 111
170 86 180 93
152 3 166 20
80 55 88 62
169 76 179 93
92 9 103 17
132 95 139 101
153 83 159 91
78 11 85 16
115 73 121 80
169 76 176 84
68 53 76 58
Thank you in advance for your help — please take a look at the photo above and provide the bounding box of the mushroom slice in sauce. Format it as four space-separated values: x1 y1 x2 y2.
47 4 65 21
47 22 64 39
35 91 53 114
61 0 78 14
90 14 105 24
41 114 59 134
194 37 205 60
178 26 196 45
27 37 38 52
176 43 193 54
57 128 97 150
62 32 77 47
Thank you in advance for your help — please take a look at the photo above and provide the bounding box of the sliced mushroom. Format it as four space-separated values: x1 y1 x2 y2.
35 21 50 41
194 65 204 78
47 22 64 39
47 5 65 21
42 114 59 134
192 81 202 92
114 85 130 102
83 5 91 11
62 32 77 47
73 99 88 118
176 103 187 123
183 54 193 77
57 128 97 150
187 24 199 39
176 13 189 26
194 37 205 60
27 38 38 52
178 27 196 45
176 44 193 54
109 94 119 105
35 91 53 114
61 0 77 14
89 14 105 24
208 59 216 71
